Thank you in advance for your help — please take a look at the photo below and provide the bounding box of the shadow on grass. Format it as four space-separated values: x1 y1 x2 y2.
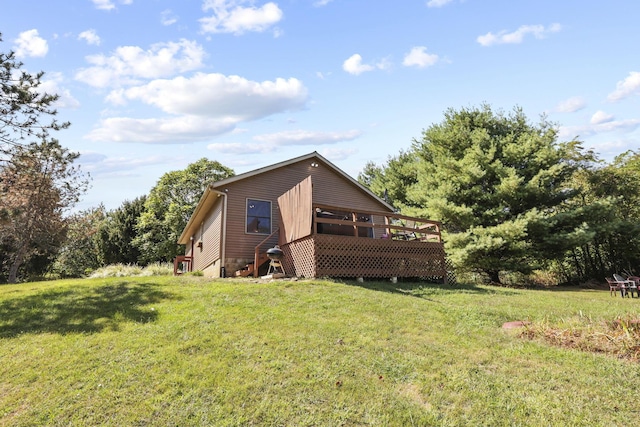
0 281 175 338
341 278 520 298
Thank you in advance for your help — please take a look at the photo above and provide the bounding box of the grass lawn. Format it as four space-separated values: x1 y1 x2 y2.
1 276 639 426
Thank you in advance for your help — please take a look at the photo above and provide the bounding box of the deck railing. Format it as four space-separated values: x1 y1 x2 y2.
253 204 445 280
312 203 442 242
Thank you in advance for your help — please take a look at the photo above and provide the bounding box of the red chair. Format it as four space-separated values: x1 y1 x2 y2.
606 278 622 297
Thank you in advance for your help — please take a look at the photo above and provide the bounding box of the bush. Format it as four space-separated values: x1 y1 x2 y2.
89 264 143 278
89 263 174 278
141 262 174 276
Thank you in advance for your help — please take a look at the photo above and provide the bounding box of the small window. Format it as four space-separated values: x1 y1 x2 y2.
246 199 271 234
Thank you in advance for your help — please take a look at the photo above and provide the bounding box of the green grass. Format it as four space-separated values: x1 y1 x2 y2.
1 277 639 426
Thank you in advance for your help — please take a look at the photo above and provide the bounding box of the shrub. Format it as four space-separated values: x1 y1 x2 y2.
89 263 174 278
89 264 143 278
141 262 174 276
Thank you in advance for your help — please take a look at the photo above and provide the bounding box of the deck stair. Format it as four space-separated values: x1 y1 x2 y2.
235 252 270 277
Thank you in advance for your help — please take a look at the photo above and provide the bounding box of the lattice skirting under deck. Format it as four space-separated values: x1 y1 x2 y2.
281 234 447 279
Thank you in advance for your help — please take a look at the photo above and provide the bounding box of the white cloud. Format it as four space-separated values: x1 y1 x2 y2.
86 115 237 143
13 29 48 58
559 119 640 139
161 9 178 26
75 39 205 88
78 29 101 46
39 72 81 109
253 129 362 145
320 147 358 161
200 0 283 35
313 0 334 6
343 54 373 75
342 54 389 75
79 152 175 178
554 96 587 113
87 73 309 143
427 0 454 7
590 110 614 125
477 23 562 47
402 46 439 68
589 138 640 158
91 0 132 11
206 130 361 155
92 0 115 10
607 71 640 102
116 73 308 119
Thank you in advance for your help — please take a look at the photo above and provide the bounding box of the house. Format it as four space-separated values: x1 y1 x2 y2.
176 152 447 281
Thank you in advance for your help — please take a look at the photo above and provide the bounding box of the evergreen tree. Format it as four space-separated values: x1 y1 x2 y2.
358 150 419 210
0 34 85 283
0 34 69 159
407 104 590 283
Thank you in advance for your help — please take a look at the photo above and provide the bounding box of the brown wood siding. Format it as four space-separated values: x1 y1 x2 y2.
197 199 223 270
218 159 391 264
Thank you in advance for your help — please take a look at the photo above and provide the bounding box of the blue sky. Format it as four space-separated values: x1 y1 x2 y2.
3 0 640 211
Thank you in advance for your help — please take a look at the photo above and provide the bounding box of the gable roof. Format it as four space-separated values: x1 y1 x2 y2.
209 151 389 206
178 151 393 244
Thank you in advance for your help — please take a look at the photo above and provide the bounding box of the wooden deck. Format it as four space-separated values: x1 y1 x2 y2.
277 204 447 280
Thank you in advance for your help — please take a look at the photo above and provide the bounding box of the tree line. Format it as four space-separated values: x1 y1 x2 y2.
0 156 233 283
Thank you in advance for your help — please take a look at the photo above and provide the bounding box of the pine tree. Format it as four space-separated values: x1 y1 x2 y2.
408 104 590 283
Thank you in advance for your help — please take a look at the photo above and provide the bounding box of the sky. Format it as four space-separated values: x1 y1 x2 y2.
2 0 640 211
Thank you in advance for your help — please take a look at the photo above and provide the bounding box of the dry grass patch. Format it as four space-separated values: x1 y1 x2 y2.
397 383 432 411
520 315 640 361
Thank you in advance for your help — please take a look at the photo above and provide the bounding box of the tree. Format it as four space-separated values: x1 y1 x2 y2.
358 150 419 210
407 104 591 283
0 34 69 159
0 34 83 283
0 140 89 282
561 150 640 281
134 159 234 264
97 196 146 265
52 206 106 278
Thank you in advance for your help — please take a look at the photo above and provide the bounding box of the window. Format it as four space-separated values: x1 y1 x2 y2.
246 199 271 234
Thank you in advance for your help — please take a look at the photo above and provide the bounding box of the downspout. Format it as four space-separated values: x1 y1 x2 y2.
210 188 228 278
189 236 195 272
